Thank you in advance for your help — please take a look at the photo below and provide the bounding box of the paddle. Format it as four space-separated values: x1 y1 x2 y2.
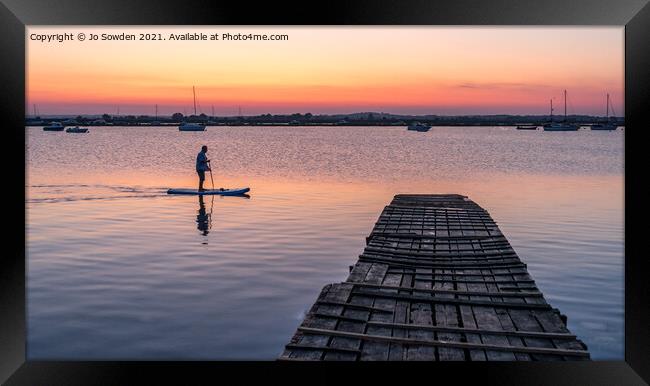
207 160 215 191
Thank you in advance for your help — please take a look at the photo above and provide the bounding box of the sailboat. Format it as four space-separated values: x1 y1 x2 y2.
591 93 618 131
543 90 579 131
151 104 161 126
179 86 206 131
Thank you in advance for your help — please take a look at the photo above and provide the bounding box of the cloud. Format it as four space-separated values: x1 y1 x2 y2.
457 82 552 91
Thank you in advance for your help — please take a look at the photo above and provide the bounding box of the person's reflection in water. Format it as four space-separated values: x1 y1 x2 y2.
197 195 212 237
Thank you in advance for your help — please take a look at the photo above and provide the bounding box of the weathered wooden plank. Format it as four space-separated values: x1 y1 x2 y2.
388 269 530 278
286 344 360 354
346 282 543 298
349 289 552 310
359 297 394 360
346 261 372 283
459 305 487 361
359 269 400 360
283 284 340 360
368 233 505 241
407 302 436 360
508 309 561 361
464 306 517 360
363 250 521 262
435 269 465 360
464 277 502 361
364 263 389 284
359 254 526 269
323 293 373 360
388 273 412 360
407 269 436 360
365 245 518 258
495 307 531 360
387 300 408 360
304 318 577 340
534 310 590 361
296 327 589 357
314 300 392 313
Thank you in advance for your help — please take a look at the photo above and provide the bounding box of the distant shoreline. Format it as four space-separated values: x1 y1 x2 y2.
25 123 625 127
25 113 625 128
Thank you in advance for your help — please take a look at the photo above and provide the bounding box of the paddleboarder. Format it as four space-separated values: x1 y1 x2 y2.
196 145 211 192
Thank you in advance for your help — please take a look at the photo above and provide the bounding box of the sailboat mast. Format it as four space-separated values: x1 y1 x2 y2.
193 86 197 115
155 104 158 119
564 89 567 120
606 93 609 119
550 99 553 121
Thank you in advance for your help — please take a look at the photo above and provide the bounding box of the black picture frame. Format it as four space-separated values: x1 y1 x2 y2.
1 0 648 384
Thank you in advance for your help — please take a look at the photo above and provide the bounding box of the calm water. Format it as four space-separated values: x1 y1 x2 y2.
26 126 624 360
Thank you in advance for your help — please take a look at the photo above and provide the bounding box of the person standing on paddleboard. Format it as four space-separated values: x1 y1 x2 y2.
196 145 211 192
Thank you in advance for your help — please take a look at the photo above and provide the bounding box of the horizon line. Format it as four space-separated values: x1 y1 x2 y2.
25 112 625 118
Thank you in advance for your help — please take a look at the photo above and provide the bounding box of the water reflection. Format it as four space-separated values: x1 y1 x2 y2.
197 195 212 236
26 126 623 359
196 194 251 238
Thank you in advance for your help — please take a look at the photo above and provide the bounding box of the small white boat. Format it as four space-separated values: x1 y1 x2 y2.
516 125 538 130
407 122 431 132
179 122 206 131
43 122 65 131
66 126 89 133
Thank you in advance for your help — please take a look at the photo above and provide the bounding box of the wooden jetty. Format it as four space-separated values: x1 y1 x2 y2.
279 194 589 361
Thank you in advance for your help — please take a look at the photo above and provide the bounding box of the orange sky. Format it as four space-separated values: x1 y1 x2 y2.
26 26 624 116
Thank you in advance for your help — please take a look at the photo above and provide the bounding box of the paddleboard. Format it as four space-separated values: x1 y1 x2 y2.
167 187 250 196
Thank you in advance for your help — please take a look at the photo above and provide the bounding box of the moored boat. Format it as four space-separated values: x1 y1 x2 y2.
43 122 65 131
543 90 579 131
516 125 538 130
407 122 431 132
179 122 206 131
543 122 580 131
591 123 617 130
591 93 618 130
179 86 207 131
66 126 89 133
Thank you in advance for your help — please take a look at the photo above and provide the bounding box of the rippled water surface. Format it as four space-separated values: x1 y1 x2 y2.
26 126 624 359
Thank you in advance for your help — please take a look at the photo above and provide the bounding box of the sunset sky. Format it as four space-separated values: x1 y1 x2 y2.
27 26 624 116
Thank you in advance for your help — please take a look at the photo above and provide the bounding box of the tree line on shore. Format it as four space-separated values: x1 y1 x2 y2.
26 111 624 126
